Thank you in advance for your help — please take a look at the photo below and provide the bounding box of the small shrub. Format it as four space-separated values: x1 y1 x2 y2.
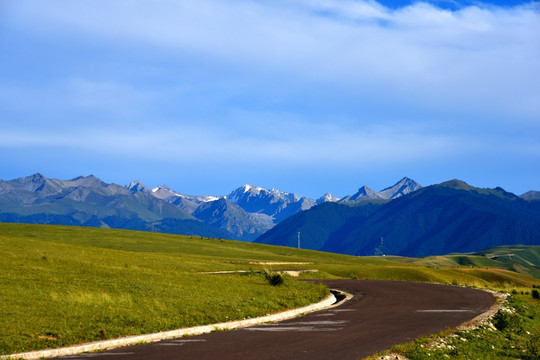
492 310 506 331
492 310 515 331
264 272 284 286
532 289 539 300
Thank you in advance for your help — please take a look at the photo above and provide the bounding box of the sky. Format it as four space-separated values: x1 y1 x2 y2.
1 0 539 199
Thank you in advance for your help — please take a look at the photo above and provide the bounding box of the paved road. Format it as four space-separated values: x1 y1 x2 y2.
56 280 495 360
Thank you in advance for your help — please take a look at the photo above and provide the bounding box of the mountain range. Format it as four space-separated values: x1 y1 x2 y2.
255 180 540 257
0 174 423 241
1 174 538 256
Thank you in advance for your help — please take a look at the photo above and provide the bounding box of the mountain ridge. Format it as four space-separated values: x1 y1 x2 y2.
256 180 540 257
2 174 538 251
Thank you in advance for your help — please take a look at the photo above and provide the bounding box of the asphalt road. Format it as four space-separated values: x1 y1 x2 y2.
56 280 495 360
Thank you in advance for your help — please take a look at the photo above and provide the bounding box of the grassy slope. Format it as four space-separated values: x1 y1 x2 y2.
1 223 539 356
384 245 540 280
0 223 329 355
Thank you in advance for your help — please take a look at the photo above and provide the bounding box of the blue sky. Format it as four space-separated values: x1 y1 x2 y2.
1 0 539 198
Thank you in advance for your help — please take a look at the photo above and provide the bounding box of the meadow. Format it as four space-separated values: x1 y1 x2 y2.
1 223 539 357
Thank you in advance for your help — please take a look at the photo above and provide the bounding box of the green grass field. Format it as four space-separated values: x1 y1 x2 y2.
1 223 539 357
385 245 540 280
0 223 330 355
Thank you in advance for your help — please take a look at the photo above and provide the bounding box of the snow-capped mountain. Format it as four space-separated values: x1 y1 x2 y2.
316 193 342 205
150 185 223 203
0 174 428 242
149 185 183 200
226 184 316 222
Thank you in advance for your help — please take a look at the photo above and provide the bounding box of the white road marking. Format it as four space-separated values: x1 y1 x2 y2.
169 339 207 343
151 339 209 347
64 353 135 358
416 309 474 312
270 320 348 326
244 326 342 332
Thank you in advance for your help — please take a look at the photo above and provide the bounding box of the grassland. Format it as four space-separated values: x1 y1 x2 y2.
1 223 539 357
0 223 330 355
386 245 540 280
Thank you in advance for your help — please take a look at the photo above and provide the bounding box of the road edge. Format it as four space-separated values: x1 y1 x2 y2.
4 292 342 359
378 288 507 360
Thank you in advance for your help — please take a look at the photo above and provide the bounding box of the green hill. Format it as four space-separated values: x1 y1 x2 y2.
257 180 540 257
473 245 540 279
382 245 540 280
2 223 539 356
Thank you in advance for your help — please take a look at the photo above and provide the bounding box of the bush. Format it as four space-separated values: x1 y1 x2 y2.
532 289 539 300
264 272 284 286
492 310 521 331
492 310 516 331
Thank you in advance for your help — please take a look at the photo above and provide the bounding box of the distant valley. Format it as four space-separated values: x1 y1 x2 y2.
0 174 539 256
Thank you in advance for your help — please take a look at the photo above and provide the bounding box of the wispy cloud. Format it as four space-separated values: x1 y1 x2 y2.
2 118 536 168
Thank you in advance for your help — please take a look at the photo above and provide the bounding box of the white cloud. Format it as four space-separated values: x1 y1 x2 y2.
6 0 538 124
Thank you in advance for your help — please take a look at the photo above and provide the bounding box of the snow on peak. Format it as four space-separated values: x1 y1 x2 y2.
239 184 267 193
197 195 222 202
316 192 341 204
150 185 183 199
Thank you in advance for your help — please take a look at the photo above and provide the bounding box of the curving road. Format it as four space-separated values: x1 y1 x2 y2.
55 280 495 360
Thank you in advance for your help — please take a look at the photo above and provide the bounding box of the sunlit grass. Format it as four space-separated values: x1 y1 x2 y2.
0 223 328 355
1 223 539 357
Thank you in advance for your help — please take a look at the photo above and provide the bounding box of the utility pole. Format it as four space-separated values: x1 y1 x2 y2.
297 232 301 249
375 236 385 256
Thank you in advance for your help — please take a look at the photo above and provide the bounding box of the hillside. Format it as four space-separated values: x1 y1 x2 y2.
472 245 540 279
2 223 539 356
386 245 540 279
192 198 274 241
256 180 540 257
0 174 227 238
256 200 387 249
